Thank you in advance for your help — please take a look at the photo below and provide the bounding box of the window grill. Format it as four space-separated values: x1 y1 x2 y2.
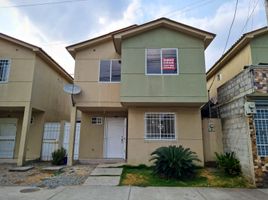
0 59 10 82
145 113 175 140
254 106 268 156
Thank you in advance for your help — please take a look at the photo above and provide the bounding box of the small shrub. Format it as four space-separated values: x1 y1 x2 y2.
215 152 241 176
150 145 200 179
52 147 67 165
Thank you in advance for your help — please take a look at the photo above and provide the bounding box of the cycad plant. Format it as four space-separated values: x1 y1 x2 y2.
215 152 241 176
150 145 200 179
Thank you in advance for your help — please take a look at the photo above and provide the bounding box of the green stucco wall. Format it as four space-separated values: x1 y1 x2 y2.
251 33 268 64
120 27 208 103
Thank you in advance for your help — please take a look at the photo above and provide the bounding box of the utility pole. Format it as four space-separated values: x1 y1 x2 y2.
265 0 268 26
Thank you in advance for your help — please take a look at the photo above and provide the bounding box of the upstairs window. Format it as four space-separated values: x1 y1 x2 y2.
146 48 178 75
99 59 121 82
0 59 10 83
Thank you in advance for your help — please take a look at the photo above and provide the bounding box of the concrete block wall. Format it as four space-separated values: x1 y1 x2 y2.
218 67 254 104
217 67 255 181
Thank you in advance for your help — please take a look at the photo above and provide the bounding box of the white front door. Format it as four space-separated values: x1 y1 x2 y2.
41 123 61 161
0 118 17 158
105 118 126 159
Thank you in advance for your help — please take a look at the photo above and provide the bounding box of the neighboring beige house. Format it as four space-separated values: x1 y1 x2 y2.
66 18 215 166
0 33 73 166
207 27 268 100
204 27 268 187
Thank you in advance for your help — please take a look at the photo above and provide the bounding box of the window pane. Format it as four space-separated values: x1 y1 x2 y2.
145 114 160 139
160 114 175 139
162 49 177 74
0 60 9 82
111 60 121 82
147 49 161 74
254 106 268 156
99 60 110 82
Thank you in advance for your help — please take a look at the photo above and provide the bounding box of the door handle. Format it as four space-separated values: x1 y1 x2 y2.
121 136 124 143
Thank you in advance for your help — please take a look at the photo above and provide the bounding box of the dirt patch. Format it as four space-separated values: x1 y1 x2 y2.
0 163 96 187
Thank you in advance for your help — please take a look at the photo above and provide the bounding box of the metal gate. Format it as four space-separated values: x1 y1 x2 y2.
254 105 268 157
0 118 17 158
63 122 80 160
41 123 60 161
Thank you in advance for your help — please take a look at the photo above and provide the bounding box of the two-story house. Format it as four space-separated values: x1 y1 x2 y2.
66 18 215 166
0 33 72 166
204 27 268 187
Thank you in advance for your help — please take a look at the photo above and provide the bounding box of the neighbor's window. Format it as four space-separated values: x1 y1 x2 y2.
217 73 222 81
0 59 10 83
99 59 121 82
145 113 175 140
254 106 268 156
146 48 178 75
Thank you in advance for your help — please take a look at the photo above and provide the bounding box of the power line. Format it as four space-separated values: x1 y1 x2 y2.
222 0 239 55
240 0 260 33
156 0 215 18
0 0 89 8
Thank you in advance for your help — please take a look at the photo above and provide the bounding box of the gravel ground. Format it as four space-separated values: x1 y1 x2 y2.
0 163 96 189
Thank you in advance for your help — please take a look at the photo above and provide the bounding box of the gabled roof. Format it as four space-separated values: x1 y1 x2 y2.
207 26 268 80
0 33 73 83
66 25 138 58
66 17 215 57
113 18 216 53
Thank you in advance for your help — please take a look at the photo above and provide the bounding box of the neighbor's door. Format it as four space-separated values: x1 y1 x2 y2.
41 123 61 161
105 118 126 159
63 122 80 160
0 118 17 158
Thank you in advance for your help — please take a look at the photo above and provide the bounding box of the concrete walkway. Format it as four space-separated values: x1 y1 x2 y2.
1 185 268 200
83 164 123 186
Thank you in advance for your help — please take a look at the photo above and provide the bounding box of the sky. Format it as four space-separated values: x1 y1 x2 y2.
0 0 266 75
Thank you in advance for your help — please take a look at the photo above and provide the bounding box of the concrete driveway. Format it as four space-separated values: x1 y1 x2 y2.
1 186 268 200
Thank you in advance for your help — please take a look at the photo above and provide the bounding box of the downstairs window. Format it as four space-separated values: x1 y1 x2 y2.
145 113 175 140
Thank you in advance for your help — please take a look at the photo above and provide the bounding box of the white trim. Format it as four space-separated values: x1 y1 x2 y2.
98 59 121 83
144 112 176 141
145 48 179 76
0 59 11 83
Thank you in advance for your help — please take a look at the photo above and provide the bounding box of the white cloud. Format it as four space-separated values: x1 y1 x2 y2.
98 17 106 25
91 0 144 37
0 0 74 74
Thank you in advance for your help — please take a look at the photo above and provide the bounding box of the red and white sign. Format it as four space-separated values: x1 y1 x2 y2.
162 58 176 70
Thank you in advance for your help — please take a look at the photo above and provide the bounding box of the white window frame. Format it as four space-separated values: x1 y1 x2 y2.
99 59 121 83
0 59 11 83
144 112 176 141
91 117 103 125
145 48 179 76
